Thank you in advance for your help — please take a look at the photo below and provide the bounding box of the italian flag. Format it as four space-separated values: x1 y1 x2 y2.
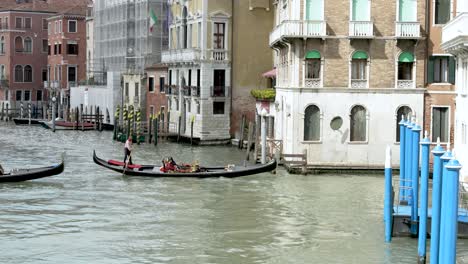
149 9 157 32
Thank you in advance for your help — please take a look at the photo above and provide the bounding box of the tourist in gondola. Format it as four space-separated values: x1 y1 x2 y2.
124 137 133 165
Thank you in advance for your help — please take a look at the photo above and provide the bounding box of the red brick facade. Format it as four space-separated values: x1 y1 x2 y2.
145 65 168 122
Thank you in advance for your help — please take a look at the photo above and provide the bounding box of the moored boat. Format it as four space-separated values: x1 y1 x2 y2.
13 118 43 125
0 161 64 183
93 151 277 178
40 120 95 130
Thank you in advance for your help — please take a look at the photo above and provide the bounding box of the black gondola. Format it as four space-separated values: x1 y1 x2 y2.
0 161 64 183
93 151 277 178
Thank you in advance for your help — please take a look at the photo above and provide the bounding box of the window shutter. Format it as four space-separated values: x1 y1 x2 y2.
449 56 456 84
427 56 434 84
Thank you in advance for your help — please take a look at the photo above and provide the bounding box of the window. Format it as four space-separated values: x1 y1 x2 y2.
168 70 172 85
396 106 412 142
37 90 43 101
197 69 200 87
435 0 450 24
42 39 48 53
58 43 62 54
149 106 154 117
67 43 78 55
428 56 455 84
42 69 47 82
159 77 165 93
48 22 51 35
42 19 48 30
305 50 321 80
125 83 129 97
24 37 32 53
306 0 324 20
198 22 202 48
15 36 23 52
24 90 31 101
68 66 76 82
350 105 367 142
14 65 23 82
186 100 191 113
59 20 62 33
135 83 139 97
54 43 57 54
196 102 200 114
0 36 4 54
213 22 225 49
24 18 31 29
5 90 8 101
304 105 320 141
16 90 22 101
24 65 32 82
351 51 368 80
213 101 225 115
0 65 5 78
188 69 192 86
68 20 77 33
149 77 154 92
182 7 188 49
15 17 22 29
398 52 414 81
432 107 449 142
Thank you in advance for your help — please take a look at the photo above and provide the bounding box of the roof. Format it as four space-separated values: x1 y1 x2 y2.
0 0 90 16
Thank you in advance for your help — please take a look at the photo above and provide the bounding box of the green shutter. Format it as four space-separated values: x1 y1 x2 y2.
399 52 414 62
449 56 456 84
305 50 321 59
427 56 434 84
352 51 368 59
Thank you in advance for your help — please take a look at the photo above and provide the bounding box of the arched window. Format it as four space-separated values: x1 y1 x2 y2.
304 104 320 141
182 6 188 49
351 51 368 80
24 65 32 82
396 106 412 142
397 52 415 88
23 37 32 53
0 36 5 54
15 36 23 52
350 105 367 142
14 65 23 82
305 50 321 88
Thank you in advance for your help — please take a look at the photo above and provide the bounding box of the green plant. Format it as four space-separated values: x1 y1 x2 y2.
250 88 276 100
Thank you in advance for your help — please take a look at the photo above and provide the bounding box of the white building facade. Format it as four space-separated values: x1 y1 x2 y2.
441 4 468 179
270 0 427 167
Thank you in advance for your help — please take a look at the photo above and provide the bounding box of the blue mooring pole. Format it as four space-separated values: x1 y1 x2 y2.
417 132 430 263
410 120 421 236
405 115 413 206
439 151 460 264
429 138 445 264
399 115 406 203
384 146 393 242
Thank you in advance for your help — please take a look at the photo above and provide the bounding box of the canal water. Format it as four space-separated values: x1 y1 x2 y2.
0 123 467 264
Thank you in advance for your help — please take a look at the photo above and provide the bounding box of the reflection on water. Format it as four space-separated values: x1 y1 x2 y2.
0 123 467 264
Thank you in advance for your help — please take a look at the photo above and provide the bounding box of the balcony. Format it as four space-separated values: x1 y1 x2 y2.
182 86 191 96
209 49 229 61
397 80 414 89
191 86 200 97
304 78 321 88
164 84 172 94
441 13 468 51
211 86 229 97
171 85 179 95
270 20 327 46
0 78 8 89
349 21 373 38
395 22 420 39
161 49 201 64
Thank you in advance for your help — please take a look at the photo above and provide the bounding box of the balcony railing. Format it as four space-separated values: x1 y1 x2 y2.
395 22 420 39
0 78 8 88
210 49 229 61
349 21 373 38
164 84 172 94
304 78 321 88
442 12 468 46
182 86 191 96
397 80 414 88
211 86 229 97
171 85 179 95
270 20 327 46
0 23 8 30
191 86 200 97
350 79 368 88
161 48 202 64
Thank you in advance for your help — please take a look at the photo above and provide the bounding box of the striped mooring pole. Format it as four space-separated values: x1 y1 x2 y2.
417 131 430 263
113 105 120 140
384 145 393 242
429 138 445 264
123 105 128 140
136 108 141 144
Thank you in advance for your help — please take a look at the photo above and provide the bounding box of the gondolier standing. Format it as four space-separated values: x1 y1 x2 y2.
124 137 133 165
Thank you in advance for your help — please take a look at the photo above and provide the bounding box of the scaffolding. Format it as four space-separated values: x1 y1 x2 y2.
93 0 168 74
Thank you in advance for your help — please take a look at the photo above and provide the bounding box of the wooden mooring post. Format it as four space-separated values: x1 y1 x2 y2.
1 102 4 121
177 115 181 143
244 122 254 163
154 116 158 146
238 114 246 149
190 116 194 145
148 115 152 144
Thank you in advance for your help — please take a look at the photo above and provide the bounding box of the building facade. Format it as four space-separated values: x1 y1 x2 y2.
162 0 273 143
47 11 87 111
145 64 168 121
271 0 427 166
441 1 468 180
424 0 457 147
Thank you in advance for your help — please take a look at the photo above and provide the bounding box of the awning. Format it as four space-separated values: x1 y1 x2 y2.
399 52 415 62
262 68 276 78
352 51 368 59
305 50 321 59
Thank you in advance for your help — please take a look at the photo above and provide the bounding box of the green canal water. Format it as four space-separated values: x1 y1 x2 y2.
0 123 467 264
